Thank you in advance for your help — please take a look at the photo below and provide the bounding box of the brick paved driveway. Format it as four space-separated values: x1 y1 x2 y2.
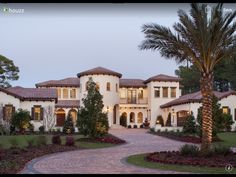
20 129 189 174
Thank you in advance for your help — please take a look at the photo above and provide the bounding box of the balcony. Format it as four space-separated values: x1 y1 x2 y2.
120 98 148 104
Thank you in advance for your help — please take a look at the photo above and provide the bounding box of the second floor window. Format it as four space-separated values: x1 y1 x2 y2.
120 90 126 98
107 82 111 91
70 89 76 99
63 89 68 99
154 87 160 98
57 88 61 98
138 90 143 99
171 87 176 98
162 87 168 98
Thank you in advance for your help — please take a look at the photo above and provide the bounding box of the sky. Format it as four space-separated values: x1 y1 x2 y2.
0 3 236 88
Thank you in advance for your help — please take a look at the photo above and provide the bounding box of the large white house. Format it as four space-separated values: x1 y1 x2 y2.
1 66 236 131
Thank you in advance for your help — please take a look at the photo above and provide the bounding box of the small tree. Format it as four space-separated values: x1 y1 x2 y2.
77 78 109 138
63 113 75 134
183 112 196 134
221 113 234 132
165 113 171 126
11 109 31 134
120 113 127 127
43 105 56 132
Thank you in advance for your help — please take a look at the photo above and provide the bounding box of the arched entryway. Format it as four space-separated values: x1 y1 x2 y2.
120 112 127 127
130 112 135 123
68 109 78 125
137 112 143 124
56 109 66 126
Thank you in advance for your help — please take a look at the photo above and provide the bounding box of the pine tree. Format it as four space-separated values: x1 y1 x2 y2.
63 113 75 134
77 77 109 138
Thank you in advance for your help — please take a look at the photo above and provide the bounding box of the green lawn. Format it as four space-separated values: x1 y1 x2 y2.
214 132 236 147
0 134 117 149
126 153 236 174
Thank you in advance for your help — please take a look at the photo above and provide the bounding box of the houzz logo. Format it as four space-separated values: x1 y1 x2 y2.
2 7 24 14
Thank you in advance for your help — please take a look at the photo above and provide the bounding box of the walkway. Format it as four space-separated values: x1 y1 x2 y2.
20 129 189 174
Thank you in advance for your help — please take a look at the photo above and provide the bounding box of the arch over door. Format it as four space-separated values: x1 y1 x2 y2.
56 109 66 126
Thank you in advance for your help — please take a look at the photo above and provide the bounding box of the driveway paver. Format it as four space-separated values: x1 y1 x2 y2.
20 129 189 174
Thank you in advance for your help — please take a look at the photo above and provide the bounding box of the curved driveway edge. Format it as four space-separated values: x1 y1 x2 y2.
20 129 189 174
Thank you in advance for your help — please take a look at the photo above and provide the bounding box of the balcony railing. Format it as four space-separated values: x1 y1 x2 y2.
120 98 148 104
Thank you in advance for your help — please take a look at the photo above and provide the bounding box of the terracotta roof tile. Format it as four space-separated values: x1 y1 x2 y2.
55 100 80 108
77 67 122 78
144 74 181 84
35 77 80 87
160 90 236 108
1 86 57 101
120 79 146 88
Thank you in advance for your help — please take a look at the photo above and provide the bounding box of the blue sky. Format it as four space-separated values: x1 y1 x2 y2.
0 3 235 87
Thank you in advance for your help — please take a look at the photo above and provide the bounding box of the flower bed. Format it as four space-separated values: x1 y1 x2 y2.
0 144 78 174
95 136 126 144
146 151 236 167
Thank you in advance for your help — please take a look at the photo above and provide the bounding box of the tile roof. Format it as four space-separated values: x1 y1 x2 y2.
77 67 122 78
120 79 146 88
144 74 181 84
0 86 57 101
160 90 236 108
55 100 80 108
35 77 80 87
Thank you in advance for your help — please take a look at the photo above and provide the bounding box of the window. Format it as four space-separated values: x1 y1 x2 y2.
96 82 100 91
116 83 118 92
137 112 143 123
70 89 76 99
162 87 168 98
154 87 160 98
222 106 229 114
106 82 111 91
63 89 68 98
170 87 176 98
57 88 61 99
138 90 143 99
32 106 43 121
3 105 15 121
130 112 135 123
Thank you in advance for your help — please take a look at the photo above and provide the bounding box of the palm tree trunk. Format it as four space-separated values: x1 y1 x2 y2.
200 73 213 152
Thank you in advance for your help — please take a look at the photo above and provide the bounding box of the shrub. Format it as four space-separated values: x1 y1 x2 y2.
28 123 34 133
96 121 108 137
182 113 196 134
27 138 35 148
120 113 127 127
9 138 19 148
0 124 7 135
133 125 137 128
156 115 164 126
39 126 45 133
52 135 61 145
63 114 75 134
65 136 75 146
221 113 234 131
212 145 232 156
127 125 132 128
180 144 200 157
36 135 47 146
149 127 155 132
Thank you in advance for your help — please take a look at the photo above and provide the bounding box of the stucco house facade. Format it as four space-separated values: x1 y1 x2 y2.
1 66 236 131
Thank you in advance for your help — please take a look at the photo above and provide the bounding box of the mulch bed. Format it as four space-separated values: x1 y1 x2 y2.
76 134 126 144
151 132 221 144
146 151 236 168
0 144 78 174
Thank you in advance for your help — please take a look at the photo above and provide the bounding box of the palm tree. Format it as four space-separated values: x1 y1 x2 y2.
139 3 236 152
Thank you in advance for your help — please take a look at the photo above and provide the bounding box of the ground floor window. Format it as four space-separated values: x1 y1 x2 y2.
32 106 43 121
3 105 15 121
130 112 135 123
137 112 143 123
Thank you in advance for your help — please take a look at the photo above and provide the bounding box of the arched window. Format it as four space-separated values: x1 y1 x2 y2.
96 82 100 91
63 89 68 99
68 109 78 124
130 112 135 123
107 82 111 91
137 112 143 123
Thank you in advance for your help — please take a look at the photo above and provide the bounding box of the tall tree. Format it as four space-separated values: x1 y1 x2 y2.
139 3 236 151
0 55 19 88
77 77 109 138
